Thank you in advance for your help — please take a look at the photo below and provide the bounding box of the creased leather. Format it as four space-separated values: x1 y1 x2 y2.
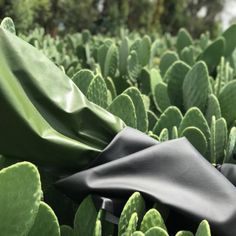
0 28 124 169
56 127 236 236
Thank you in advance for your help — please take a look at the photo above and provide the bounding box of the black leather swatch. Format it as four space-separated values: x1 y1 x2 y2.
56 127 236 236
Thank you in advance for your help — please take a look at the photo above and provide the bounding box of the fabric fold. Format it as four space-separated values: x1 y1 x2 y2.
0 28 124 169
56 127 236 236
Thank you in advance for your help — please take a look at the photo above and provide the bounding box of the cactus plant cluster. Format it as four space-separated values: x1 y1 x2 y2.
1 17 236 235
19 21 236 165
0 161 211 236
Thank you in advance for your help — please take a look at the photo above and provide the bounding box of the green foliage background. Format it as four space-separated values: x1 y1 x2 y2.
0 0 224 36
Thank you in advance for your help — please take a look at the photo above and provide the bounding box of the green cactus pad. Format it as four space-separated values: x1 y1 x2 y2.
74 195 97 236
105 77 117 99
183 61 210 112
104 44 118 78
175 231 194 236
165 61 190 110
139 35 151 66
118 192 145 236
210 117 228 164
176 28 193 54
159 128 169 142
182 126 207 156
71 69 94 95
132 231 145 236
222 24 236 57
219 80 236 127
171 126 179 139
159 51 179 77
180 46 195 66
60 225 74 236
140 209 167 233
124 212 138 236
225 127 236 163
124 87 148 132
148 110 158 131
145 227 168 236
0 162 41 236
154 82 171 112
87 75 108 108
108 94 137 128
119 37 129 75
153 106 182 136
28 202 60 236
1 17 16 34
128 50 142 82
197 37 225 72
195 220 211 236
179 107 210 142
93 219 102 236
205 94 221 125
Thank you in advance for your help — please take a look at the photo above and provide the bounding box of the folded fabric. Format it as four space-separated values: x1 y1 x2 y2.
56 127 236 236
0 28 124 169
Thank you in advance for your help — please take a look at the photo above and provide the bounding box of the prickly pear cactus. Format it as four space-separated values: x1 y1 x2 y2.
197 37 225 72
104 44 118 78
123 87 148 132
210 117 227 164
124 212 138 236
159 128 169 142
138 35 151 67
175 231 194 236
60 225 73 236
225 127 236 163
108 94 137 128
219 80 236 127
154 82 171 112
182 126 207 156
180 46 195 66
140 209 167 233
159 51 178 77
179 107 210 143
119 37 129 75
72 69 94 95
93 219 102 236
0 162 41 236
171 126 179 139
176 28 193 54
183 61 209 112
153 106 182 136
128 50 142 82
28 202 60 236
205 94 221 125
148 110 158 131
73 195 97 236
145 227 168 236
132 231 145 236
166 61 190 110
195 220 211 236
215 57 234 97
118 192 145 236
222 24 236 57
87 75 108 108
0 17 16 34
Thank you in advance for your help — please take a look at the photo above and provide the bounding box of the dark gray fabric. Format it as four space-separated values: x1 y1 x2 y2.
221 163 236 186
56 127 236 236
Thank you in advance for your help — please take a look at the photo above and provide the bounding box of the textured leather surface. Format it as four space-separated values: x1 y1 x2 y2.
0 28 124 169
57 127 236 236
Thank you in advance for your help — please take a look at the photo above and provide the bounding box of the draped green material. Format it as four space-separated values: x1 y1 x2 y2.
0 28 125 169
